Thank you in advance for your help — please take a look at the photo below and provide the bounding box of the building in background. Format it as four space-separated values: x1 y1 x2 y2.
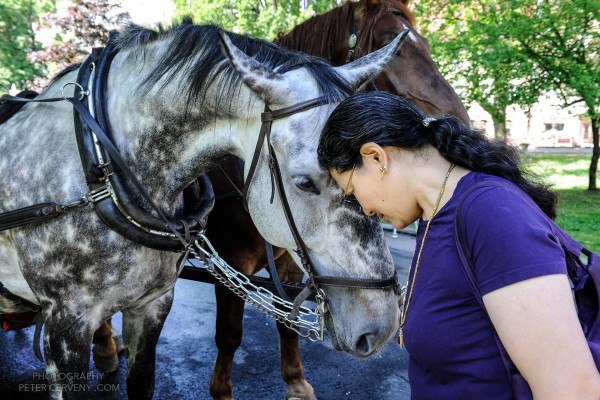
468 92 593 149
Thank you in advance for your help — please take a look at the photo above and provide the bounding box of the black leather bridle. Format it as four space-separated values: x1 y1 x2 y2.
241 96 399 318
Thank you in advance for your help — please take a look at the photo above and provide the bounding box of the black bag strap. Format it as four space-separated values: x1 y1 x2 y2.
453 180 533 398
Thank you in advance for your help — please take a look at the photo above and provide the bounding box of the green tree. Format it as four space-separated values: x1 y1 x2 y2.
172 0 339 40
417 0 599 190
503 0 599 190
28 0 123 90
416 1 544 141
0 0 56 90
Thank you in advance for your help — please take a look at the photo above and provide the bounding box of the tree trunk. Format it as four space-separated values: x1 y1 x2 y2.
480 102 507 141
589 115 599 191
493 118 507 141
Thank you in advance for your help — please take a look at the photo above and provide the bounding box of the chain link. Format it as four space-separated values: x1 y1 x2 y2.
189 233 325 342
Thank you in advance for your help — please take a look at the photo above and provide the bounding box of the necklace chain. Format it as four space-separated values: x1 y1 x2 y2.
398 163 456 348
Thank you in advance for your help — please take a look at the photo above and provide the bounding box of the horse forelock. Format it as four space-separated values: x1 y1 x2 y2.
276 2 356 66
113 20 353 118
356 0 417 57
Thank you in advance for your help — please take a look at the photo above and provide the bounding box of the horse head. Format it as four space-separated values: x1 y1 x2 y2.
354 0 470 123
220 32 406 357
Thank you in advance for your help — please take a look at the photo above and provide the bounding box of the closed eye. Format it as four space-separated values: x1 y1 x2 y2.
294 176 320 194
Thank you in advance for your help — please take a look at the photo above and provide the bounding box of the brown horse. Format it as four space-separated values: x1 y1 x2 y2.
92 1 469 399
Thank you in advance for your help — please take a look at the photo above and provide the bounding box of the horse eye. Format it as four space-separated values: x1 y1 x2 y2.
294 176 320 194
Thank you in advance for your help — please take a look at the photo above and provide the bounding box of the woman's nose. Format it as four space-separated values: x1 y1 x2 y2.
363 209 375 216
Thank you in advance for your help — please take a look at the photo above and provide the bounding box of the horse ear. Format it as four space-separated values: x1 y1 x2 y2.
219 31 292 105
333 29 409 90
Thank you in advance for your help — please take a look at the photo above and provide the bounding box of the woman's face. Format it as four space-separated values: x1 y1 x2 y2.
330 146 423 229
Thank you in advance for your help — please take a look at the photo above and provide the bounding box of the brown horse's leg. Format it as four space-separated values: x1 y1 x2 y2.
92 318 119 373
276 321 316 400
276 254 316 400
210 284 246 400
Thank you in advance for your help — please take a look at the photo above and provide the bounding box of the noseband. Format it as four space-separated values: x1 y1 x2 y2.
241 97 399 319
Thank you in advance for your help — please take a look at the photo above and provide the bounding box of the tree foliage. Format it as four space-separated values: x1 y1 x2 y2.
172 0 340 40
28 0 125 90
0 0 57 90
503 0 599 189
416 0 547 140
416 0 599 189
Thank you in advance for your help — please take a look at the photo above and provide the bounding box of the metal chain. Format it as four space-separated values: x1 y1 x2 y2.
189 233 325 342
56 188 327 340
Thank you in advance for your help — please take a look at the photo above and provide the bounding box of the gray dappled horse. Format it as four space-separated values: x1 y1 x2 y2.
0 23 404 399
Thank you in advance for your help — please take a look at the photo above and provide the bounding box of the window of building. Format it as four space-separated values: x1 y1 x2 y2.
544 122 564 131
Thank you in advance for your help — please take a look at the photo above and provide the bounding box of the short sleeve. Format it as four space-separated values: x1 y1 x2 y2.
460 185 567 296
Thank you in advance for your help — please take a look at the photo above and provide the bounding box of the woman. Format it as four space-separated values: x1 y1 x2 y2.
317 92 600 399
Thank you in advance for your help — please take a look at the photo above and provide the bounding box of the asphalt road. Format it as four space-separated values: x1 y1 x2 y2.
0 231 416 400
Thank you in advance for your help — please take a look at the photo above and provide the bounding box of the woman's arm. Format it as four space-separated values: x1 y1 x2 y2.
483 274 600 400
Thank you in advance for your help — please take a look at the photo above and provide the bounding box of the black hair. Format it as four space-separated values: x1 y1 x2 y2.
318 92 557 219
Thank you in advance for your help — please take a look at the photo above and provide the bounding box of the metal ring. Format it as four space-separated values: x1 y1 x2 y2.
61 82 89 101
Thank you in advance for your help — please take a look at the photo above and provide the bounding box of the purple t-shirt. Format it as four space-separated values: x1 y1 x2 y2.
403 172 567 399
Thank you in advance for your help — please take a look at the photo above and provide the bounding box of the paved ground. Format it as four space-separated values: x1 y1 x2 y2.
0 230 416 400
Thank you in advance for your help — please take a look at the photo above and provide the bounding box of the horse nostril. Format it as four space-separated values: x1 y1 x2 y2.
355 332 375 356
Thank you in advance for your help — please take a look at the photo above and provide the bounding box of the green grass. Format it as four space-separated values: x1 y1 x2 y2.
527 155 600 250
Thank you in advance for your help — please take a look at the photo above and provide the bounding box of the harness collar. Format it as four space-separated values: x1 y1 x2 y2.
72 39 215 251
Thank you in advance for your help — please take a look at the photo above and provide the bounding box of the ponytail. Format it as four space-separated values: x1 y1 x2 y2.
318 92 557 218
430 117 557 218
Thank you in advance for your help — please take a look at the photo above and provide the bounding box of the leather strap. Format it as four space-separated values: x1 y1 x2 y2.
266 241 291 302
313 271 398 289
0 94 65 104
66 97 188 248
242 96 328 211
454 180 533 398
346 3 357 63
0 202 63 232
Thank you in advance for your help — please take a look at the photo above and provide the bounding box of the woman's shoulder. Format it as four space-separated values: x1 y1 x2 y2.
455 172 536 213
455 172 553 236
455 174 566 296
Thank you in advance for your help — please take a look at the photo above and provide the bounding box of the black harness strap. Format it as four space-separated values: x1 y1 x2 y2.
66 97 188 248
265 241 291 302
0 44 215 251
0 202 63 232
0 90 39 124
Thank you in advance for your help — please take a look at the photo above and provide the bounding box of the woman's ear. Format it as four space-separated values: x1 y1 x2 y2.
359 142 389 167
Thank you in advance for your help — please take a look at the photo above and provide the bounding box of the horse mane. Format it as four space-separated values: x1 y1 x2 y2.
49 63 82 86
112 18 354 112
276 0 417 62
276 2 356 66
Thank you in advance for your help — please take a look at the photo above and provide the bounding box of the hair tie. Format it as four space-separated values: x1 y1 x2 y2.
422 117 436 127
